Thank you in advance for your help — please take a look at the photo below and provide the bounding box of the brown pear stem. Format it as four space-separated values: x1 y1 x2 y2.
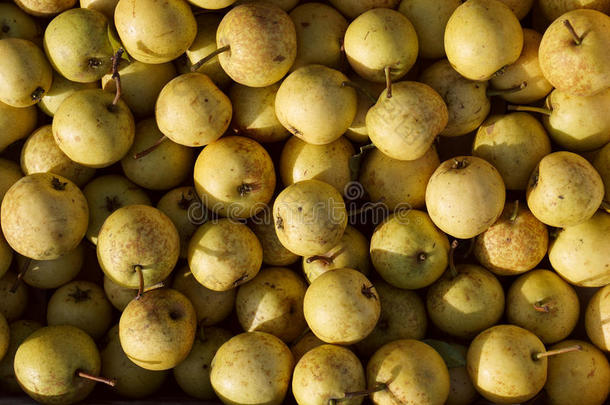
509 200 520 222
563 20 582 45
341 81 377 104
487 81 527 97
384 66 392 98
191 45 230 72
76 370 116 387
110 48 124 107
533 345 582 360
133 136 167 159
601 201 610 211
507 105 552 115
134 265 144 300
329 384 387 404
449 240 459 279
10 258 31 294
533 302 550 313
143 281 165 292
306 255 334 265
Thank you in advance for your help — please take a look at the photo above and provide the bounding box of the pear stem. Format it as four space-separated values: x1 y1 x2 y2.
306 255 334 265
10 258 31 294
329 384 387 404
110 48 124 108
507 105 552 115
487 81 527 97
191 45 230 72
349 143 377 180
133 136 167 159
143 281 165 292
509 200 520 222
76 370 116 386
533 302 550 313
563 20 582 45
384 66 392 98
134 265 144 300
341 81 377 104
533 345 582 361
449 240 459 279
601 201 610 211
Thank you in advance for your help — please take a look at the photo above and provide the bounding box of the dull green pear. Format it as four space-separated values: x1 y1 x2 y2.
17 243 84 289
156 187 199 259
0 101 37 152
0 320 42 393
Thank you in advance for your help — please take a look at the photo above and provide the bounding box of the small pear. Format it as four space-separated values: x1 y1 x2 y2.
442 343 478 405
291 331 325 363
13 0 75 16
328 0 400 19
38 70 98 117
249 217 299 267
0 101 37 152
593 142 610 210
498 0 535 19
103 275 137 312
0 3 42 42
0 272 28 321
156 186 199 259
0 232 12 279
0 320 42 393
16 243 84 289
539 0 610 22
344 74 385 143
0 159 23 203
187 0 236 8
586 284 610 351
80 0 119 20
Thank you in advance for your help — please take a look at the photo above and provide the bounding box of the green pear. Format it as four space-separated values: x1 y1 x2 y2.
275 64 357 145
539 0 610 22
0 272 28 321
304 268 380 345
38 70 98 117
444 0 523 81
0 101 37 152
249 217 299 267
291 331 325 363
119 288 197 370
115 0 196 64
103 275 138 312
443 343 478 405
0 3 42 42
328 0 400 20
80 0 119 20
215 2 296 87
13 0 75 16
366 81 448 161
16 243 84 289
586 284 610 351
0 232 12 279
0 38 52 107
344 74 385 143
0 159 23 203
526 151 603 227
539 9 610 96
593 142 610 210
43 8 113 83
1 173 88 260
0 320 42 393
156 186 199 259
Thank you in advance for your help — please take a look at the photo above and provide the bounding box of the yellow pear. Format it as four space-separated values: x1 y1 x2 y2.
0 320 42 393
13 0 75 16
0 3 42 42
80 0 119 20
38 71 98 117
499 0 535 19
0 101 37 152
0 159 22 204
156 187 199 259
593 142 610 210
17 243 84 289
249 217 299 267
328 0 400 19
585 284 610 351
539 0 610 21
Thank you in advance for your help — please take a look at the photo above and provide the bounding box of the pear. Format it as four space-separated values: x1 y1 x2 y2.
173 326 233 400
366 81 448 161
210 332 294 405
103 275 138 312
0 320 42 393
236 267 307 342
304 268 380 345
80 0 119 20
121 119 194 190
359 146 440 211
119 288 197 370
0 3 41 42
102 60 176 118
16 243 84 289
292 344 366 405
344 8 418 83
593 142 610 210
187 218 263 291
0 159 23 202
472 112 552 190
115 0 196 64
490 29 553 104
442 343 478 405
0 38 52 107
13 0 75 16
370 210 450 290
586 284 610 351
20 125 96 187
398 0 461 59
38 70 98 117
234 0 299 11
367 339 450 405
0 272 28 321
328 0 400 20
215 3 296 87
0 232 12 279
499 0 535 19
526 151 603 227
273 179 347 256
289 3 348 71
426 156 506 239
506 269 580 344
172 266 236 327
0 314 7 361
355 280 427 358
0 101 37 152
291 331 325 363
194 136 276 219
53 88 135 168
97 205 179 293
43 8 113 83
539 9 610 96
83 174 151 245
1 173 88 260
249 217 299 267
155 72 232 147
344 74 385 143
229 82 290 143
444 0 523 81
156 186 199 259
188 0 236 8
280 135 355 194
14 325 111 404
303 225 370 284
474 201 548 276
275 64 357 145
539 0 610 22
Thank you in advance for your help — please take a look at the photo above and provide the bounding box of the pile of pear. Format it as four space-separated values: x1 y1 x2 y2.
1 0 610 404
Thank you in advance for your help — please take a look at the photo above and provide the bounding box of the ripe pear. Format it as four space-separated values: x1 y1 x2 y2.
539 0 610 22
367 339 450 405
499 0 535 19
20 125 96 187
156 186 199 259
370 210 450 289
0 272 28 321
38 70 98 117
344 8 418 83
444 0 523 81
593 142 610 210
289 3 348 71
249 217 299 267
0 320 42 393
188 218 263 291
103 275 138 311
97 205 179 291
291 331 325 363
275 64 357 145
43 8 113 83
490 29 553 104
101 324 167 398
366 81 448 161
115 0 196 64
280 135 354 194
398 0 461 59
188 0 236 8
0 159 23 203
80 0 119 20
273 179 347 256
328 0 400 20
102 60 176 118
173 326 232 400
427 156 506 238
304 268 380 345
1 173 88 260
194 136 276 218
293 344 366 405
211 332 294 405
83 174 151 245
344 74 385 143
472 112 552 190
0 3 41 42
155 72 232 147
0 38 52 107
119 288 196 370
16 243 84 289
586 284 610 351
53 89 135 168
539 9 610 96
526 151 603 227
0 101 37 152
466 324 547 404
215 3 296 87
0 232 12 279
13 0 75 16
